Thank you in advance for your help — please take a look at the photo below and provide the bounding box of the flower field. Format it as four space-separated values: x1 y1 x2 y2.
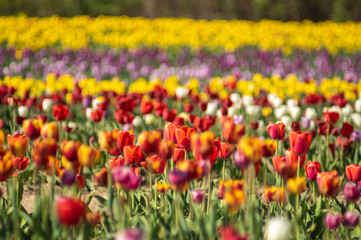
1 16 361 239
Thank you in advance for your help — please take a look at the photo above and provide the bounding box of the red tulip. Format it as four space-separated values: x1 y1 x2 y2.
162 108 177 122
124 145 145 165
52 104 69 121
90 109 103 122
317 171 340 197
158 140 174 161
141 154 166 174
138 131 161 154
94 168 108 187
304 161 321 180
56 197 86 226
140 100 154 114
323 111 339 124
23 119 43 140
218 142 234 159
266 122 285 140
116 130 134 153
285 148 306 169
12 155 29 171
289 131 312 156
175 126 196 152
340 122 354 138
173 147 185 163
272 156 297 179
346 164 361 182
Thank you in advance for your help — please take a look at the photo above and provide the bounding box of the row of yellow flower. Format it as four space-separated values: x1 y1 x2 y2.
2 15 361 53
1 74 360 101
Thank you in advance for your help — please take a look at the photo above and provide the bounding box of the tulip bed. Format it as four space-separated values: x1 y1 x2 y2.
1 16 361 240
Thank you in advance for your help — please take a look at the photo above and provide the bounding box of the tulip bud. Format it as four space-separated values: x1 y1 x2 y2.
346 164 361 182
7 134 28 156
304 161 321 181
132 116 142 127
23 118 43 140
343 211 360 227
324 213 341 229
176 87 189 100
343 183 361 202
191 190 205 204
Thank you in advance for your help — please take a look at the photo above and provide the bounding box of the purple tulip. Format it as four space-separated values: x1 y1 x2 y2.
343 211 360 227
344 183 361 202
60 170 77 186
351 130 361 143
112 167 140 191
114 228 143 240
233 150 249 169
168 170 188 186
191 190 205 204
233 115 244 125
324 213 341 229
301 117 311 129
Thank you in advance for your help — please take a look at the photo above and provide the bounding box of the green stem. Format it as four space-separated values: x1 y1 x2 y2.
222 158 226 181
206 172 211 215
313 181 316 203
326 124 330 169
297 155 301 177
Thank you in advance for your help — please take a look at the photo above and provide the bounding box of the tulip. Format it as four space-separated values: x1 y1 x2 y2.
78 144 100 167
0 148 13 181
98 130 118 155
343 211 360 227
340 122 354 138
264 186 285 203
304 161 321 181
94 168 108 187
59 169 77 186
116 130 134 153
266 122 285 140
236 136 263 164
164 122 177 143
156 182 170 193
158 140 174 161
42 98 53 112
324 213 341 229
169 170 189 192
61 140 81 162
264 217 290 240
285 148 306 170
18 106 29 117
56 197 86 226
114 228 144 240
90 109 103 122
7 134 28 156
272 156 297 180
32 139 58 170
140 100 153 114
12 155 29 171
221 118 245 144
23 118 43 140
176 87 189 99
262 139 276 158
144 114 155 125
317 171 340 197
191 131 215 160
173 147 185 163
175 126 196 152
141 154 166 175
52 104 69 121
138 131 161 154
218 142 234 159
76 174 86 190
286 176 306 194
112 167 141 190
0 130 4 147
289 131 312 156
323 110 339 123
343 183 361 202
109 157 125 169
124 145 145 165
220 226 248 240
40 121 59 140
191 190 205 204
346 164 361 182
132 116 142 127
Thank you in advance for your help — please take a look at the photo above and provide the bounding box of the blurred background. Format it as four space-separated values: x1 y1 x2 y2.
1 0 360 21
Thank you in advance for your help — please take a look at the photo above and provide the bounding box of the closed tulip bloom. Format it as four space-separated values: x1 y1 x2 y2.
156 182 170 193
175 126 196 152
56 197 86 226
173 147 185 163
272 156 297 180
98 130 119 155
112 167 141 190
158 140 174 160
287 176 307 194
323 110 339 124
264 186 285 203
164 122 177 143
52 104 69 121
340 122 354 138
169 170 189 191
324 213 341 229
218 142 234 159
90 109 103 122
285 148 306 169
266 122 285 140
221 118 245 144
343 183 361 202
0 148 13 181
304 161 321 181
94 168 108 187
346 164 361 182
236 137 264 164
116 130 134 153
109 157 125 169
124 145 145 165
7 133 28 156
40 121 59 140
262 139 276 158
0 130 4 147
59 169 77 186
23 118 43 140
191 131 215 159
289 131 312 156
61 140 82 162
76 174 86 190
220 226 248 240
12 155 29 171
140 100 154 114
141 154 166 174
138 131 161 154
317 171 340 197
78 145 100 167
191 190 205 204
343 211 360 227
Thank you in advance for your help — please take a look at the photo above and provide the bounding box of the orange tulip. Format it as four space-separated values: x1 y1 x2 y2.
98 130 118 155
23 118 43 140
140 100 154 114
173 146 186 163
164 122 177 143
78 144 100 167
218 142 234 159
124 145 145 165
7 133 28 156
141 154 166 174
221 118 245 144
289 131 312 156
109 157 125 169
264 186 285 203
0 148 13 181
285 148 306 169
158 140 174 160
32 139 58 170
272 156 297 179
0 130 4 147
116 130 134 153
317 171 340 197
266 122 285 140
40 121 59 140
175 126 196 152
12 155 29 171
346 164 361 182
156 182 170 193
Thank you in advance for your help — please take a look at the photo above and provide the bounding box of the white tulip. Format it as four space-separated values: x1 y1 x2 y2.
274 105 288 119
264 217 290 240
342 104 353 116
178 112 189 122
230 93 241 104
42 98 53 112
355 99 361 112
132 116 142 127
144 114 155 125
68 121 76 130
206 102 218 116
258 120 265 132
92 98 102 109
281 115 292 128
286 99 298 108
267 93 277 103
305 108 317 119
176 87 189 100
86 108 92 120
310 120 316 130
351 113 361 127
242 95 253 107
289 106 301 120
271 97 283 108
227 106 237 117
18 106 29 117
216 109 223 118
246 105 260 117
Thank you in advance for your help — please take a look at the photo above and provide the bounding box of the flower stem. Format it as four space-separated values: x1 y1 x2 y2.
207 172 211 215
